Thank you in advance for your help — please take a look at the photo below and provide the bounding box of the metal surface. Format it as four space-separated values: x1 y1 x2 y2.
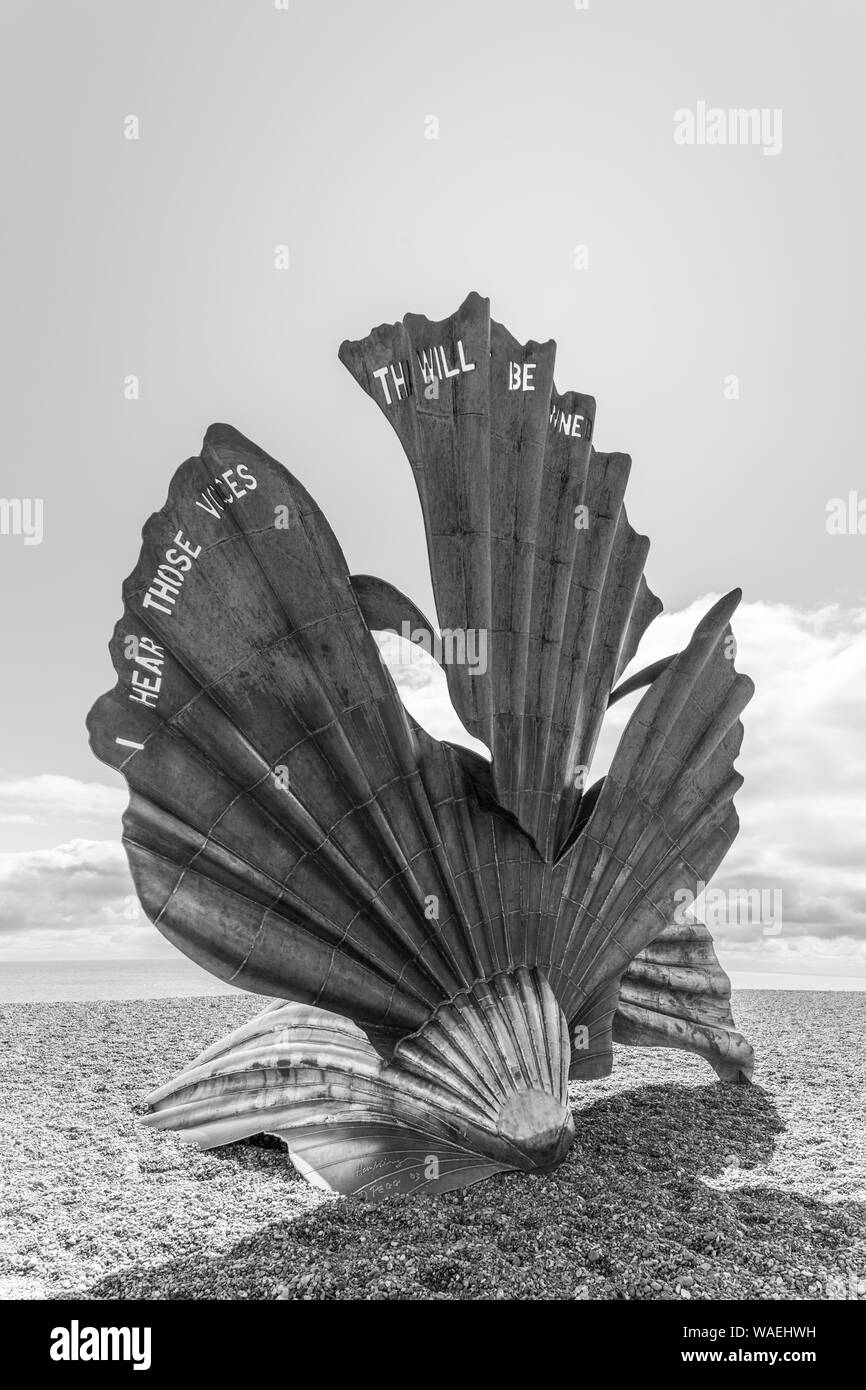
143 968 573 1198
339 293 661 862
87 294 755 1197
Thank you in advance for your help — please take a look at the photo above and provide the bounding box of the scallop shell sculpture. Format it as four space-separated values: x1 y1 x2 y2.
87 292 755 1200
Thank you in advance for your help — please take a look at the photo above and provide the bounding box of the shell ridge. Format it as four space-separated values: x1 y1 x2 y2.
549 597 753 1019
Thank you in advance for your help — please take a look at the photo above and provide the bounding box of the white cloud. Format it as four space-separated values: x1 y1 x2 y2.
0 775 125 823
609 597 866 956
374 632 491 756
0 838 148 958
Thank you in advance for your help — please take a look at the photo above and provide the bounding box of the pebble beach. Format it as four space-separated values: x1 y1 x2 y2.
1 990 863 1301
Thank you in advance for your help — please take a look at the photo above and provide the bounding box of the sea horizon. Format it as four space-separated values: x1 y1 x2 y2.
0 957 863 1003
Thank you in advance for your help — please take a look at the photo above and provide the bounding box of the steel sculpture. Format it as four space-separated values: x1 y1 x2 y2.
87 293 754 1199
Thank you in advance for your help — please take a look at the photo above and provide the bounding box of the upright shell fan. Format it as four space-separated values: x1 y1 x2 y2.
87 293 755 1200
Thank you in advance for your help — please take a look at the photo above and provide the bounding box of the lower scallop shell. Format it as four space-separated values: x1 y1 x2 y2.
143 966 574 1198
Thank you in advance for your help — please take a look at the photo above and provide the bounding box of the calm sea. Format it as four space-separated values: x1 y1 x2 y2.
0 960 862 1003
0 959 243 1002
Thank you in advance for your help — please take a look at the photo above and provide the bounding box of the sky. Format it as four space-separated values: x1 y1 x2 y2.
0 0 864 988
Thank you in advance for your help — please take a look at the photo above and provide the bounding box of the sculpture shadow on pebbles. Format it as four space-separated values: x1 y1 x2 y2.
73 1081 863 1302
